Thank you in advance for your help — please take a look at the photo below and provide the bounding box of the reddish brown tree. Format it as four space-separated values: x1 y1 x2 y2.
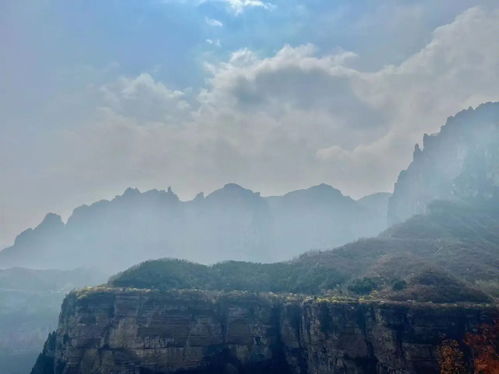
464 321 499 374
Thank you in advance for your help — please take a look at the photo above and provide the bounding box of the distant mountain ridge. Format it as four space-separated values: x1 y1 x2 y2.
3 102 499 274
388 102 499 224
0 183 390 273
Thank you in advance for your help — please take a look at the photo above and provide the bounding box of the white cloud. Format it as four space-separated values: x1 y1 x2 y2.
99 73 191 123
205 17 223 27
174 0 272 15
206 38 222 47
222 0 272 14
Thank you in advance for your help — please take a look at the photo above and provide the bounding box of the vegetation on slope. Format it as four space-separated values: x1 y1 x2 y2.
109 259 347 294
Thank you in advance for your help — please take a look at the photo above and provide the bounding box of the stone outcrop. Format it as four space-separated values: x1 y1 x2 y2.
388 102 499 225
32 288 498 374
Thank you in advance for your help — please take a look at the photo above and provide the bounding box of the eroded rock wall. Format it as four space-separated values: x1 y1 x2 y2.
32 289 498 374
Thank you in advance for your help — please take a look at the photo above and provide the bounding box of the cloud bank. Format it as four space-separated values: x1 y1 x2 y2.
62 7 499 200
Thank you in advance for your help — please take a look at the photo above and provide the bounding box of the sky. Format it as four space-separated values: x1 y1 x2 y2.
1 0 499 247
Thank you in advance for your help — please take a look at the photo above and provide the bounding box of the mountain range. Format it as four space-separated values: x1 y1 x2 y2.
0 184 390 273
2 103 498 276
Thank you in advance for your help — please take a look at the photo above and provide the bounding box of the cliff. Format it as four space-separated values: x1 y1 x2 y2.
32 288 498 374
388 102 499 225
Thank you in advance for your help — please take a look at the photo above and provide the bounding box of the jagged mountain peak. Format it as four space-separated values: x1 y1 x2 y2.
280 183 349 202
388 102 499 224
120 186 179 200
223 182 245 190
192 192 205 201
123 187 140 196
206 183 261 201
38 213 64 228
302 183 342 194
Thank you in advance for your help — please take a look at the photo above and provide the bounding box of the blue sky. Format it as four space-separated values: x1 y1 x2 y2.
1 0 499 246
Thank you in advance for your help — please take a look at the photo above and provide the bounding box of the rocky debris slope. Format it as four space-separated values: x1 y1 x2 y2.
32 288 498 374
388 102 499 225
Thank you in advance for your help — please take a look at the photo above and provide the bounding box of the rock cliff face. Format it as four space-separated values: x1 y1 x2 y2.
388 102 499 225
32 289 498 374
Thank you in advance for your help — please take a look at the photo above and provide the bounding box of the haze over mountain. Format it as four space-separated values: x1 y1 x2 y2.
1 1 498 373
105 102 499 298
110 198 498 301
29 101 499 374
31 156 499 374
0 102 492 374
2 102 498 276
2 3 499 251
0 184 389 273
